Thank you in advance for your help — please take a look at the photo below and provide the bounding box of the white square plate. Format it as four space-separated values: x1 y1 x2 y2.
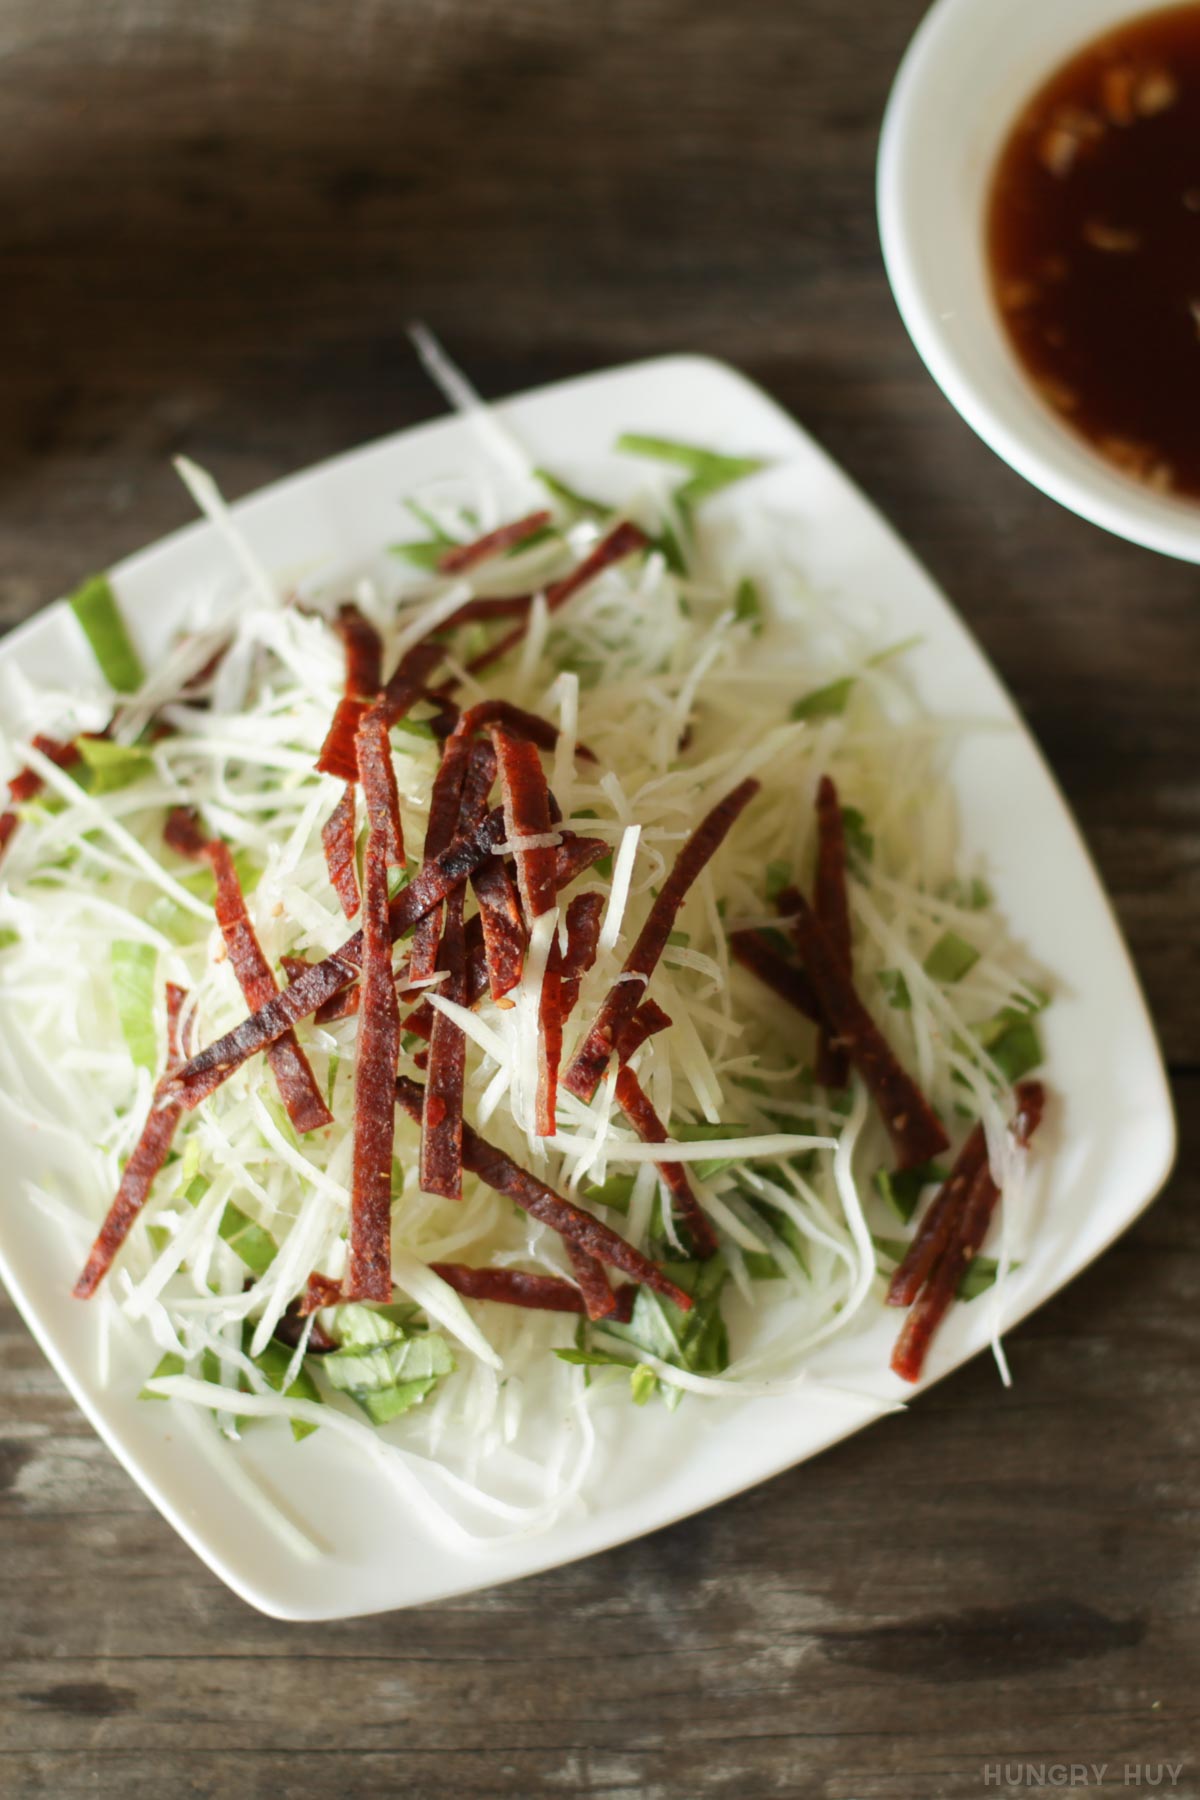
0 355 1175 1619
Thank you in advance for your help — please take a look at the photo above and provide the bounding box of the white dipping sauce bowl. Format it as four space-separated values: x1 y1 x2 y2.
878 0 1200 562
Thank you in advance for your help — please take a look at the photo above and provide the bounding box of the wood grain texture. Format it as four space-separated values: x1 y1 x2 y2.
2 1 1198 1795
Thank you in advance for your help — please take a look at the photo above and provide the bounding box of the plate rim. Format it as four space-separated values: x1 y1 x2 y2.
0 350 1177 1620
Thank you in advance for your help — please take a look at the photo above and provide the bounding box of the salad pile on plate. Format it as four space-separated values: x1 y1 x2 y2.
0 373 1051 1535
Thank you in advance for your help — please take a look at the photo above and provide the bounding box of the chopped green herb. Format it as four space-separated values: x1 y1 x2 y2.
323 1331 455 1425
944 876 992 911
110 941 158 1073
534 468 609 520
179 848 261 902
179 1135 202 1187
957 1256 1012 1302
867 635 923 668
629 1364 658 1406
615 434 766 503
249 1334 323 1441
391 717 438 743
924 931 981 984
0 928 18 952
140 1350 186 1397
69 574 145 694
984 1016 1044 1083
599 1255 730 1405
572 809 614 878
765 860 791 903
653 520 688 575
873 1161 948 1225
145 895 199 947
583 1173 637 1212
389 500 461 569
218 1202 277 1276
666 929 690 949
742 1197 809 1280
791 677 854 722
75 738 154 796
672 1122 742 1181
878 969 912 1011
846 812 873 868
557 1346 636 1368
734 577 763 633
324 1301 422 1348
873 1234 911 1268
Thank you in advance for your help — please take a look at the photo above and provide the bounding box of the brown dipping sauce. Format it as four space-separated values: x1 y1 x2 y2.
989 4 1200 498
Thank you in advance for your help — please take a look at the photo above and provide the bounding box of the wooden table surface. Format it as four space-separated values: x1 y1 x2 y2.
2 2 1198 1795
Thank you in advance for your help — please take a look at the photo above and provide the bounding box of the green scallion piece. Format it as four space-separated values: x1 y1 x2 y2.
734 577 763 633
790 677 854 722
984 1017 1044 1083
878 969 912 1011
75 737 154 796
924 931 981 984
69 574 144 694
111 941 158 1072
615 434 765 498
534 468 610 520
873 1162 948 1224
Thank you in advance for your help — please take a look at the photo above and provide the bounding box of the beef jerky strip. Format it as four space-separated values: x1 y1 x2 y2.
813 775 852 1089
614 997 673 1064
316 700 369 785
318 641 445 781
490 727 557 920
163 804 209 861
8 733 82 806
369 639 446 730
614 1065 720 1260
786 890 950 1171
408 732 473 983
443 698 597 764
430 1260 634 1322
541 893 608 1303
419 865 469 1200
418 742 496 1198
74 984 193 1297
565 778 760 1103
564 1241 620 1320
890 1082 1046 1383
313 603 385 780
321 783 360 919
437 509 552 575
471 854 525 1003
885 1127 989 1309
345 727 404 1301
281 956 362 1025
407 831 611 1038
332 601 383 699
162 808 508 1110
0 732 102 858
297 1270 343 1316
356 708 404 870
538 890 605 1137
395 1077 693 1311
206 840 333 1134
728 929 822 1024
164 814 332 1130
272 1302 337 1354
435 593 534 632
466 521 649 679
